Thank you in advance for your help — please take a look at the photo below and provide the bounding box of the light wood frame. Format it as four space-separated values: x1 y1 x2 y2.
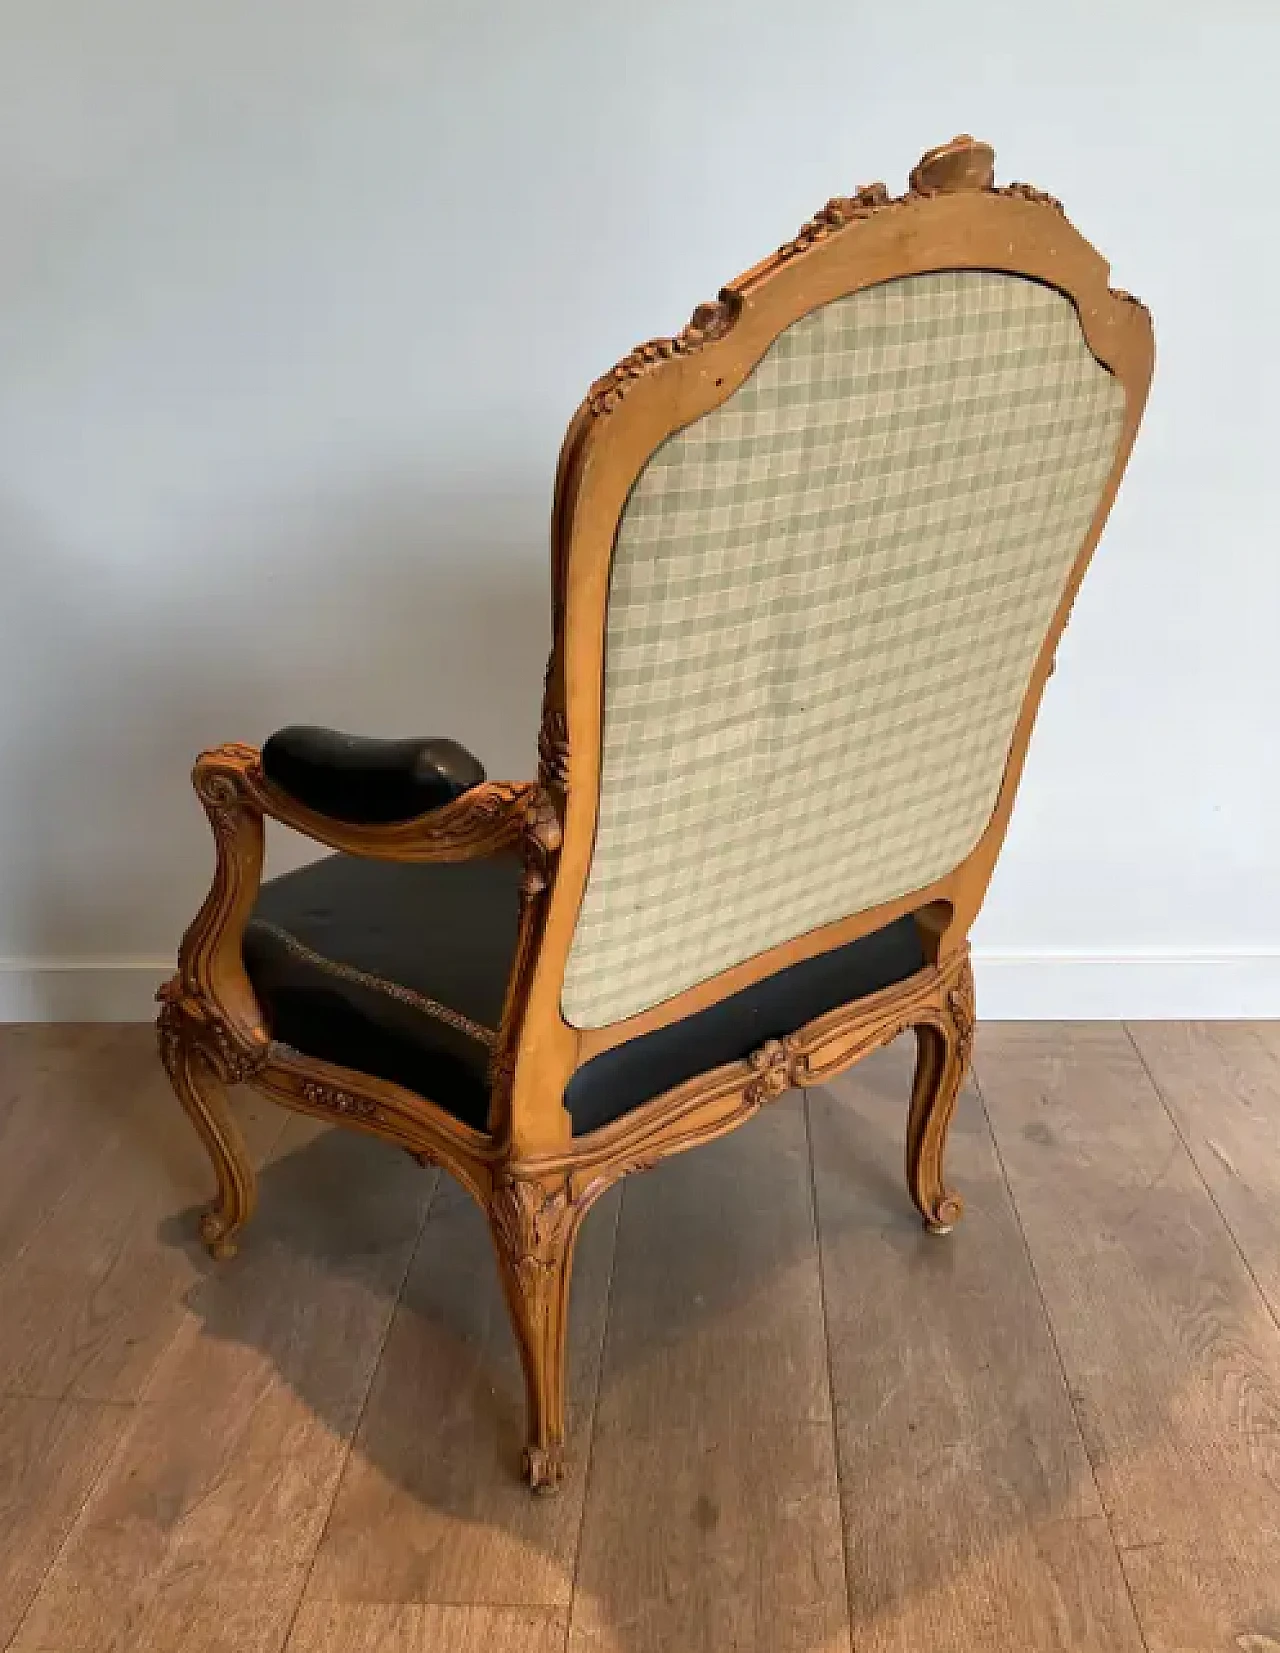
158 136 1154 1492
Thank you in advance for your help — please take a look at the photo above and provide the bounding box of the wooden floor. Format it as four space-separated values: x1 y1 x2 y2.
1 1023 1279 1652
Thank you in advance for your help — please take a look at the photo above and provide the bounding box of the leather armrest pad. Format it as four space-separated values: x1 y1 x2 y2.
261 725 486 825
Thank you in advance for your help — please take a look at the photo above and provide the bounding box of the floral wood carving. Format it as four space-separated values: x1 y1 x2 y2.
946 965 977 1070
300 1079 378 1118
588 136 1105 427
743 1034 809 1105
156 979 266 1085
777 183 894 259
489 1174 575 1302
996 181 1065 214
588 295 742 416
537 705 570 794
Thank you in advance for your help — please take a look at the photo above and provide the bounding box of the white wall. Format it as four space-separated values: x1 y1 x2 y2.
1 0 1277 1019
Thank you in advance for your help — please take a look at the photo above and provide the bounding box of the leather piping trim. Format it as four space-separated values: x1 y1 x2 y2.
248 920 497 1049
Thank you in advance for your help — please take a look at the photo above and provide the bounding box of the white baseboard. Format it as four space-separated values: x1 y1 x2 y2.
1 950 1278 1024
972 948 1280 1020
0 961 174 1022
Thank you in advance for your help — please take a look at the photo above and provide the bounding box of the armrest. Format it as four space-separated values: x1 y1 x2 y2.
261 725 486 826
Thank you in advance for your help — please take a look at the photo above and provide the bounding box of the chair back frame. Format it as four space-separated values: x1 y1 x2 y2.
508 135 1153 1153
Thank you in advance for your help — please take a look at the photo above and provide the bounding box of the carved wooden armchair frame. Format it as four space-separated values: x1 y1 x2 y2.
158 136 1153 1491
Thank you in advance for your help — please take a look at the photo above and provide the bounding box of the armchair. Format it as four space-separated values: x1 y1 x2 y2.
158 134 1153 1492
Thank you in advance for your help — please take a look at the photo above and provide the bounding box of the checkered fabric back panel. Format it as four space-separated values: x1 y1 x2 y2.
561 270 1125 1028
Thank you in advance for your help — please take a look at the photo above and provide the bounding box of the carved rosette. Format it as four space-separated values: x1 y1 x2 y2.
588 295 741 416
519 790 563 899
743 1034 808 1106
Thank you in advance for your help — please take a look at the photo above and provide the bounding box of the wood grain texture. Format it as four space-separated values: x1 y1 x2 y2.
5 1022 1280 1648
976 1022 1280 1645
1129 1021 1280 1322
0 1028 157 1269
568 1097 850 1653
0 1396 131 1648
9 1116 435 1653
302 1176 619 1608
0 1036 283 1402
286 1602 568 1653
810 1042 1144 1653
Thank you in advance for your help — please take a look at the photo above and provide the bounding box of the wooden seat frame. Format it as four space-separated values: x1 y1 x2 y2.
157 136 1154 1491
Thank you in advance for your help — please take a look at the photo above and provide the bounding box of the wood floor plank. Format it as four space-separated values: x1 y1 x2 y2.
0 1396 132 1648
1128 1021 1280 1323
810 1041 1144 1653
0 1029 156 1270
567 1096 850 1653
976 1022 1280 1646
0 1036 284 1403
1121 1537 1280 1653
9 1115 435 1653
303 1176 620 1610
286 1601 568 1653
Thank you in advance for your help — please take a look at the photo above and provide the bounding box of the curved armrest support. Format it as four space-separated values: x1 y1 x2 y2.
249 727 532 860
197 739 529 861
159 740 533 1089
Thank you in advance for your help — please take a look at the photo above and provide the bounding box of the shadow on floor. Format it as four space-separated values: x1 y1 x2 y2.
144 1037 1215 1651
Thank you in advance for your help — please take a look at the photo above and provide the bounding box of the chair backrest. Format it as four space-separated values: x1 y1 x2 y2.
511 136 1152 1136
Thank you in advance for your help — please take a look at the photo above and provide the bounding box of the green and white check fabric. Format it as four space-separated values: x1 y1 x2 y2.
561 270 1125 1029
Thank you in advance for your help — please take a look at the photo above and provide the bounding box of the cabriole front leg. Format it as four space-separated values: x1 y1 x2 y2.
486 1170 584 1493
157 1000 257 1258
905 953 975 1234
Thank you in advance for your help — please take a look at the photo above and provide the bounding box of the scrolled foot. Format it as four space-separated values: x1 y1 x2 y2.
905 955 975 1235
523 1443 566 1494
199 1209 241 1260
159 997 258 1260
922 1191 965 1235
